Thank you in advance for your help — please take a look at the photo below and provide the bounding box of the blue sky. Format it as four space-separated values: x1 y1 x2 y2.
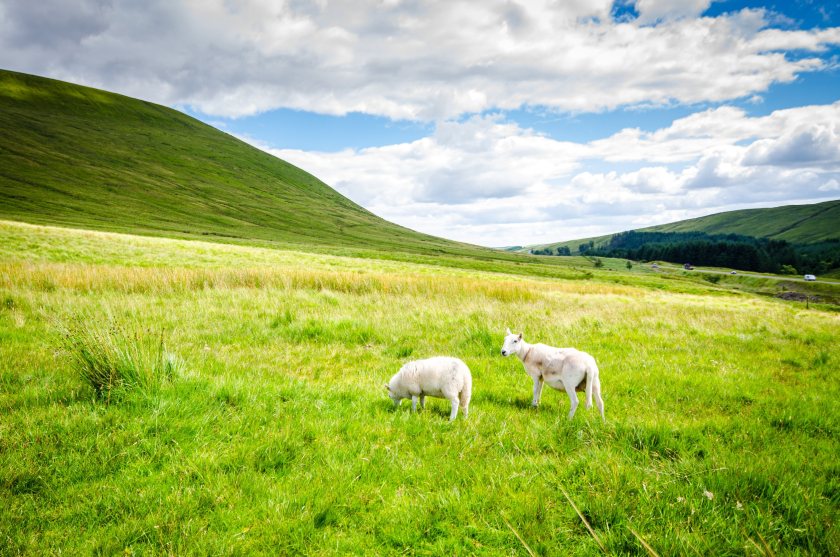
2 0 839 246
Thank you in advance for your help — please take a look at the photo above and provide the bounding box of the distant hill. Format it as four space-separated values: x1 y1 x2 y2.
524 200 840 273
526 200 840 255
0 69 514 262
642 201 840 245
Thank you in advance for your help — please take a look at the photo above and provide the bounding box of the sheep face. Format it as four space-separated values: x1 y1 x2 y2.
501 328 523 357
385 382 402 406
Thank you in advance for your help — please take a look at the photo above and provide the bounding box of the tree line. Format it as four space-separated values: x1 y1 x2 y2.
534 231 840 274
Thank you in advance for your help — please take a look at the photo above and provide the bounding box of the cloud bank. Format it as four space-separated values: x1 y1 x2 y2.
1 0 838 120
269 103 840 246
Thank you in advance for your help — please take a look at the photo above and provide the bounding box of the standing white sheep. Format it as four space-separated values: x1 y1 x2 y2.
501 328 604 420
386 357 472 421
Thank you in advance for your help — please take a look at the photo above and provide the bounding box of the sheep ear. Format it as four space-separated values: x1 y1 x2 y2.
505 327 512 335
384 383 389 390
517 332 523 340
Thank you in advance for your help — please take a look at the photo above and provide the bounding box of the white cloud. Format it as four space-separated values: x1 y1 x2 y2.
635 0 713 23
260 102 840 246
742 124 840 166
589 102 840 163
1 1 837 120
820 179 840 192
266 114 586 207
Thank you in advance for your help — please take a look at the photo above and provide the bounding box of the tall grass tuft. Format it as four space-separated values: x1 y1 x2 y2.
60 320 183 402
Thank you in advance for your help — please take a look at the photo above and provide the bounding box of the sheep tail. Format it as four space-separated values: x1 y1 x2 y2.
460 372 472 409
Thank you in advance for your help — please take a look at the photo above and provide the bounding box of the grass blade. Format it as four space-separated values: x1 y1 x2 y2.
755 531 775 557
500 513 538 557
746 536 766 556
628 525 660 557
558 485 607 554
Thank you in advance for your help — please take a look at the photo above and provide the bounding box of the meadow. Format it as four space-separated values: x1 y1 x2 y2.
1 220 838 555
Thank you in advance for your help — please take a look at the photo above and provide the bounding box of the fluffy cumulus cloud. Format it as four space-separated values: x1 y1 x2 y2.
635 0 713 23
263 114 586 207
266 102 840 246
1 0 838 119
743 124 840 167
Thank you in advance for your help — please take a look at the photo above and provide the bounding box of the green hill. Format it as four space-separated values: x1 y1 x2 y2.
527 199 840 255
643 200 840 244
0 69 514 262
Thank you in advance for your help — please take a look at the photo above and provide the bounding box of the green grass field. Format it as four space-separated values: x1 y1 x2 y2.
2 220 838 555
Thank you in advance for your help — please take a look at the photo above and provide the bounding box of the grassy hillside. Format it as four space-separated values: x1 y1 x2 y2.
645 200 840 244
0 69 524 263
1 221 838 554
527 200 840 255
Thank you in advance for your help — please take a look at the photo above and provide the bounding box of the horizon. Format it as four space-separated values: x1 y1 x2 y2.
2 0 839 247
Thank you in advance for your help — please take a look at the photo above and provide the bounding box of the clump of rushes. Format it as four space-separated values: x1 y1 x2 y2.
60 319 182 402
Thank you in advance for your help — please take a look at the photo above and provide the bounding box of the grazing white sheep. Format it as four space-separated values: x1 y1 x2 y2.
386 357 472 421
501 328 604 420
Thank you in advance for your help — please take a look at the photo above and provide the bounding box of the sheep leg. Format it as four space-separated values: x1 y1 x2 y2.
531 376 544 407
411 395 419 413
448 397 460 421
564 382 579 420
419 394 426 410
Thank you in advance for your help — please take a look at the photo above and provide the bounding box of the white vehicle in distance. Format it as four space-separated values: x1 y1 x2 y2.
804 274 817 281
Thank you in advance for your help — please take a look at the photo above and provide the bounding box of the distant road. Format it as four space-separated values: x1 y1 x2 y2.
655 265 840 285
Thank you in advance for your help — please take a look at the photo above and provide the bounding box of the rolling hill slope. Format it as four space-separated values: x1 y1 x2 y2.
642 200 840 244
0 69 508 261
526 199 840 255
